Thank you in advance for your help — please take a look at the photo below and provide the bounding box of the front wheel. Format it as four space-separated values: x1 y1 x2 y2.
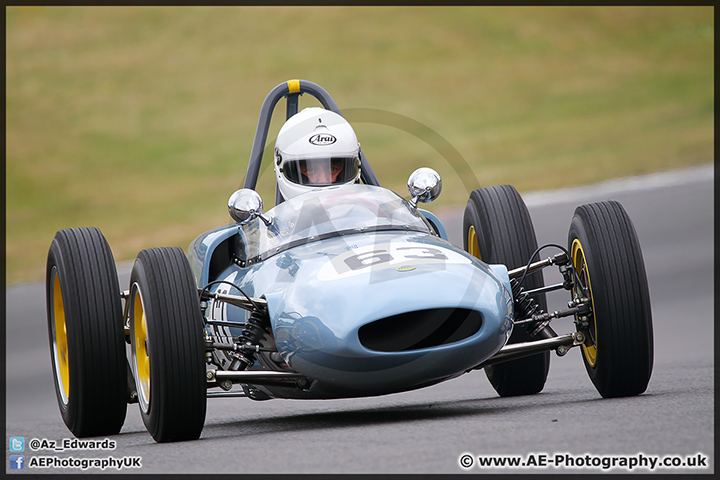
129 247 207 442
46 227 127 437
463 185 550 397
568 201 653 398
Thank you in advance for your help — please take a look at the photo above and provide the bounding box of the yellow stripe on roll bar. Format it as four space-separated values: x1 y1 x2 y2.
287 79 301 93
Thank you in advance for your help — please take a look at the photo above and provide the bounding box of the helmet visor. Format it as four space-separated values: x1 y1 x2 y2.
283 157 360 187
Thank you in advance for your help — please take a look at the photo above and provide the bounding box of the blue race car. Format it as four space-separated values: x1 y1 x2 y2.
46 80 653 443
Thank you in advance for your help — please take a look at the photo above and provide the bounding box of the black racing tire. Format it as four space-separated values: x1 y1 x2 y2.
129 247 207 442
46 227 127 437
463 185 550 397
568 201 653 398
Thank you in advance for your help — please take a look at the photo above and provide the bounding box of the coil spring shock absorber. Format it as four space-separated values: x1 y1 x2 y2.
229 307 269 371
510 278 556 339
510 278 541 319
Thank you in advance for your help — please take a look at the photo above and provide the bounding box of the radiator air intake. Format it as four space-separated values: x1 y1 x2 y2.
358 308 483 352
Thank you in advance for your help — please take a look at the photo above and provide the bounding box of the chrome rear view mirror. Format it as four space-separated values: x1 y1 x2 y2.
407 167 442 207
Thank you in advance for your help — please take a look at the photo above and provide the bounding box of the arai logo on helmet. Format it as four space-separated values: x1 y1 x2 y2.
309 133 337 146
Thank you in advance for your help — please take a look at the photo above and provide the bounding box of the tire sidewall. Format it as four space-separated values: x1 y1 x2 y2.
462 198 482 254
129 258 163 438
568 214 604 382
46 240 77 427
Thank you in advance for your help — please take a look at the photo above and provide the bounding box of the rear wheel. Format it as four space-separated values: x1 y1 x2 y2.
129 247 207 442
46 227 127 437
463 185 550 397
568 201 653 397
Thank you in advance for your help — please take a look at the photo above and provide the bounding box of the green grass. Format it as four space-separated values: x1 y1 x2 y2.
6 6 714 285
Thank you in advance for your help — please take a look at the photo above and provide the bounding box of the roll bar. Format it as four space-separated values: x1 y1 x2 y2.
242 79 381 205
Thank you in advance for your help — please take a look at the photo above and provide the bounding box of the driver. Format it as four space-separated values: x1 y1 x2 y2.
274 107 362 201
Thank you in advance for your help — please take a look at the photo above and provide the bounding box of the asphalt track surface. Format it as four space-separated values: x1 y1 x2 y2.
5 165 714 475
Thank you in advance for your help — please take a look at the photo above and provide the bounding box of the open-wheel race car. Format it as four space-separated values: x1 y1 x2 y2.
46 80 653 443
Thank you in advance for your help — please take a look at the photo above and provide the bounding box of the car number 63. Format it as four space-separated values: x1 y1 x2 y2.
344 247 448 271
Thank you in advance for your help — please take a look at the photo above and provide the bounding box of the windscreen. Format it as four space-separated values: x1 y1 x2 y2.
241 184 434 262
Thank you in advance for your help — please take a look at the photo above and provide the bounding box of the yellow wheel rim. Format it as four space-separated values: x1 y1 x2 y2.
132 287 151 411
571 239 598 367
51 269 70 404
467 225 482 260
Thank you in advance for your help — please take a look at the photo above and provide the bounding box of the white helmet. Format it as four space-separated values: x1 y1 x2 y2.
274 107 361 200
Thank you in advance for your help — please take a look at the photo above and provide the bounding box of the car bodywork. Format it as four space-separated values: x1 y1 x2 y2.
189 184 513 399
